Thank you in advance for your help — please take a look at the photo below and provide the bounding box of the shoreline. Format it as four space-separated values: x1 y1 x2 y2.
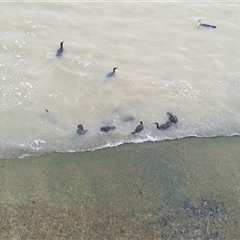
1 136 240 239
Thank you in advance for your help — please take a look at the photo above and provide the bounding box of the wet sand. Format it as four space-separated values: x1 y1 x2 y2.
1 136 240 239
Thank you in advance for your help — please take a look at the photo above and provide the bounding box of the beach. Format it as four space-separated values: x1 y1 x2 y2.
1 4 240 238
1 136 240 239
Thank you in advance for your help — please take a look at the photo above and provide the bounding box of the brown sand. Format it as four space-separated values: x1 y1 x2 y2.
1 136 240 239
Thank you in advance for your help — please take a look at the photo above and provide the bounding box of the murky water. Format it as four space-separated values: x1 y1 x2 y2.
1 2 240 158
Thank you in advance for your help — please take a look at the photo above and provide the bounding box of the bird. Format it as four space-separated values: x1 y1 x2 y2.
166 112 178 124
76 124 88 135
100 125 116 132
154 121 172 130
122 116 135 122
131 121 143 134
106 67 118 78
45 108 57 124
56 41 64 56
198 20 216 29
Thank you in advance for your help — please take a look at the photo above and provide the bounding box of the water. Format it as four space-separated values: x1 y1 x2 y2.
1 2 240 159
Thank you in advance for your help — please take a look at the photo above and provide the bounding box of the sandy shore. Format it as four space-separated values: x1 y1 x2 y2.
1 136 240 239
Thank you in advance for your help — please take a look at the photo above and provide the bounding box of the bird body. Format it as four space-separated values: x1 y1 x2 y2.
76 124 87 135
167 112 178 124
106 67 118 78
100 125 116 132
154 121 172 130
131 121 143 134
198 20 216 28
56 41 64 56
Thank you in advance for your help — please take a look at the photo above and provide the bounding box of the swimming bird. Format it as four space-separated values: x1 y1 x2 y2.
131 121 143 134
154 121 172 130
122 116 135 122
45 108 57 124
56 41 64 56
76 124 88 135
106 67 118 78
198 20 216 29
166 112 178 124
100 125 116 132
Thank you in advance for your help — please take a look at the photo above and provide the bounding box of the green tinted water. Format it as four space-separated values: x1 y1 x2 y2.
1 137 240 239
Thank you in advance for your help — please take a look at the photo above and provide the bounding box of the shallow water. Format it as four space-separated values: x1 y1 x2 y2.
1 137 240 239
1 2 240 158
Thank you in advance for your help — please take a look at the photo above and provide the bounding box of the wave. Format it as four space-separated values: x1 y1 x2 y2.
1 132 239 160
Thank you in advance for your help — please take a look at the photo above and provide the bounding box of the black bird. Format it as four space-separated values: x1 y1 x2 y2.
56 41 64 56
166 112 178 124
154 121 172 130
100 125 116 132
198 20 216 29
106 67 118 78
131 121 143 134
76 124 87 135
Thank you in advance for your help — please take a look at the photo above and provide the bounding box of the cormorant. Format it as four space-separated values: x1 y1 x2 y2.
131 121 143 134
106 67 118 78
122 116 135 122
76 124 87 135
56 41 64 56
166 112 178 123
198 20 216 29
154 121 172 130
100 125 116 132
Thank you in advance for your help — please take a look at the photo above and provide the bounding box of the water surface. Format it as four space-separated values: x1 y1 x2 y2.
1 2 240 158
